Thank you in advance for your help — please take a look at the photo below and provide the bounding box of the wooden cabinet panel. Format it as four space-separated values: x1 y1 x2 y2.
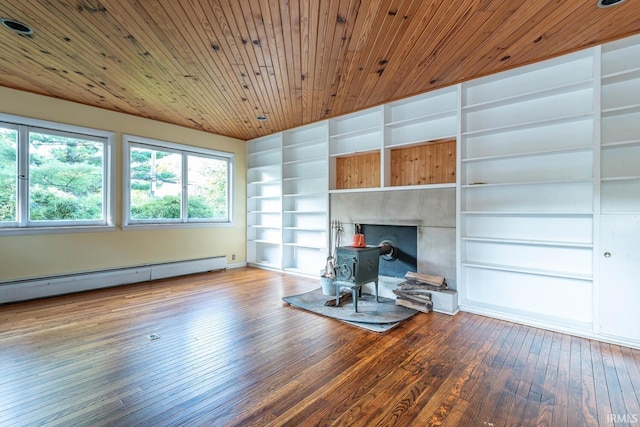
390 139 456 186
335 152 380 189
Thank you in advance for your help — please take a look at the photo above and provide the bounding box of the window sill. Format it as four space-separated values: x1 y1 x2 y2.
0 225 116 236
122 221 235 230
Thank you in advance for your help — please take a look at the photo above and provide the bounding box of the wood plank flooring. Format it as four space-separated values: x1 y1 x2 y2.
1 267 639 426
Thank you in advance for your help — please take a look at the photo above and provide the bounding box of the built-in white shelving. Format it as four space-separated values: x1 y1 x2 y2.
458 48 596 328
598 35 640 345
384 86 457 150
329 107 382 158
246 123 330 276
280 122 329 276
600 35 640 216
325 88 459 190
245 33 640 348
246 133 283 270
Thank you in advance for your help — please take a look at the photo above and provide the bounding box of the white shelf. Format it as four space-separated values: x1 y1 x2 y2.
247 164 281 171
283 226 326 232
461 236 592 249
462 211 593 216
328 183 455 194
330 126 380 140
599 211 640 215
385 110 456 128
462 112 593 137
248 239 281 245
282 175 326 182
462 145 592 163
463 179 593 188
247 179 280 185
384 183 456 191
463 79 593 112
283 210 326 214
462 261 592 281
602 66 640 84
283 192 327 198
601 176 640 182
247 209 281 213
385 134 456 150
284 137 326 149
601 104 640 117
329 148 379 158
248 195 280 199
248 225 281 229
283 157 326 166
601 139 640 149
247 147 280 156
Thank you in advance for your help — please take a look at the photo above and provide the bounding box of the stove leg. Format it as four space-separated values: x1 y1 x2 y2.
352 287 359 312
375 279 379 303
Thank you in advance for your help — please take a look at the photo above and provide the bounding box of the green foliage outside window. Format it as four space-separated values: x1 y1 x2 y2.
128 146 228 222
0 128 17 222
28 132 104 221
0 127 105 223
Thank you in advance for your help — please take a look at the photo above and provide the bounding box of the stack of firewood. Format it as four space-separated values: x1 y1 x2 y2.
393 272 447 313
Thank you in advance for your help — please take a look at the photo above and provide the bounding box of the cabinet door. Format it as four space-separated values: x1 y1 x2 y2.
599 214 640 342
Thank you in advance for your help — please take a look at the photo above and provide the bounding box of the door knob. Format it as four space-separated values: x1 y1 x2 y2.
604 252 611 258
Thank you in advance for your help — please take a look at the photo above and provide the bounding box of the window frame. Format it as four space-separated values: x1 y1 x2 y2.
122 134 234 228
0 113 115 235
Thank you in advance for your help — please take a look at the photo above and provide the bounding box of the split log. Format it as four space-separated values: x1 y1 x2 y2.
324 292 353 307
394 288 435 296
395 296 433 313
405 272 446 288
393 289 432 303
399 279 447 291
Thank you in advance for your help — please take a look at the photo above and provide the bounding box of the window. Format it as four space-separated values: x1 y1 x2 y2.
123 135 233 226
0 115 113 232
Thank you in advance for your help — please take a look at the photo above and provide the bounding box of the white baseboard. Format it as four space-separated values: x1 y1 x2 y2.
227 261 247 269
0 256 227 304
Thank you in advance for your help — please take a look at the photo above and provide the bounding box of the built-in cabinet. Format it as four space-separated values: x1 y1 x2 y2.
600 35 640 214
458 49 596 329
246 123 329 276
328 86 458 190
599 215 640 344
247 33 640 348
246 134 283 270
282 122 329 276
598 35 640 345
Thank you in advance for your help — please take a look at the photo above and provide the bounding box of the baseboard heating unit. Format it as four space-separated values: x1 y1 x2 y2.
0 256 228 304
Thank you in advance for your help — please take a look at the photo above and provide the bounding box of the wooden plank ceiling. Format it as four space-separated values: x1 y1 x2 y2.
0 1 639 141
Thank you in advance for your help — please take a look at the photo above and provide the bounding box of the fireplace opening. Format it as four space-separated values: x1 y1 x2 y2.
361 224 417 278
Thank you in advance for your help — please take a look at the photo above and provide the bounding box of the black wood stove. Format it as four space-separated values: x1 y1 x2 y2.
334 246 380 312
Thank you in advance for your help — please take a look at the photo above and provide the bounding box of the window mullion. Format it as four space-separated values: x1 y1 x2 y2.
17 126 29 227
182 154 188 223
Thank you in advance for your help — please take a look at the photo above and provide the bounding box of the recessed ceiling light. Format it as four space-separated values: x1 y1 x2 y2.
0 18 34 35
597 0 626 8
256 115 267 122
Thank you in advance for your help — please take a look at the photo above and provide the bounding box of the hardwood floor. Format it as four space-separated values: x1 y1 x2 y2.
1 267 639 426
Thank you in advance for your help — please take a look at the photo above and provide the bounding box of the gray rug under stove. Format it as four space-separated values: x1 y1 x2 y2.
283 288 418 332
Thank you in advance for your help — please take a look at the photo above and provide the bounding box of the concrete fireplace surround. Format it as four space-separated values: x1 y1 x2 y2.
330 187 458 314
